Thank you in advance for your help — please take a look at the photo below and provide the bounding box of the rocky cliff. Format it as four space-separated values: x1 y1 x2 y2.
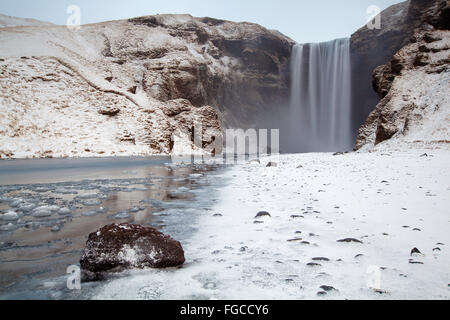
0 14 294 159
352 0 450 150
350 0 449 139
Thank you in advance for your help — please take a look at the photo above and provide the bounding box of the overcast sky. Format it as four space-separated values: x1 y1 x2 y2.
0 0 404 43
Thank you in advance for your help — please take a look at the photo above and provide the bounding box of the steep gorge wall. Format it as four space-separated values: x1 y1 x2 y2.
353 0 450 150
350 0 449 141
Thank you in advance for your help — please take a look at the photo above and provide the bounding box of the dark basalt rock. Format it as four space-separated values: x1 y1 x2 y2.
80 223 185 275
410 247 422 256
337 238 363 244
255 211 271 218
320 285 338 292
98 108 120 116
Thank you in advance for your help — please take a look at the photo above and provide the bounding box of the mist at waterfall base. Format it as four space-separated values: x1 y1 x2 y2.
261 38 353 154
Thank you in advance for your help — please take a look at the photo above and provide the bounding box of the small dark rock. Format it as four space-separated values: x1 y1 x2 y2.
128 86 137 94
410 247 422 256
312 257 330 262
337 238 363 244
418 45 430 53
320 285 338 292
423 33 441 43
255 211 271 218
266 162 277 167
317 291 327 296
307 262 322 267
98 108 120 116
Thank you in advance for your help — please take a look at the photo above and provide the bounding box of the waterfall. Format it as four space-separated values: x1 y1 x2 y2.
289 38 352 152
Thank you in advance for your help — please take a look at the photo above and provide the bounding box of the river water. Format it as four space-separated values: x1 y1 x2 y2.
0 157 227 299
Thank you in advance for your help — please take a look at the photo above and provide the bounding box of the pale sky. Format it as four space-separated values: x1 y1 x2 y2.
0 0 404 43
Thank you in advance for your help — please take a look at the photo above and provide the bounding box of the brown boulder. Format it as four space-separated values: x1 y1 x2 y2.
80 223 185 274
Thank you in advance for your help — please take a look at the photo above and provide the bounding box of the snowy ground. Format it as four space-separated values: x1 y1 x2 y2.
86 148 450 300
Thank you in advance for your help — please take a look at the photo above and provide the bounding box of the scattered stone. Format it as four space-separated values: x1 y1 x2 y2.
412 228 421 232
98 108 120 116
312 257 330 262
409 260 424 265
80 223 185 275
320 285 338 292
255 211 271 218
410 247 422 256
266 162 277 167
307 262 322 267
337 238 363 244
432 247 441 252
373 289 389 295
354 254 364 259
317 291 327 296
51 225 61 232
253 221 264 224
213 213 223 217
287 238 303 242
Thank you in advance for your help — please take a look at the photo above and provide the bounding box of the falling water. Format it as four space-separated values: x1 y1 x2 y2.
290 38 352 152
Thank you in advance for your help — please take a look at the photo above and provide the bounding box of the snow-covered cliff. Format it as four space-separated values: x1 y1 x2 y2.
0 14 294 159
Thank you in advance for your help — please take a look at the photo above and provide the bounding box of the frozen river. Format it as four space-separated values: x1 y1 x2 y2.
0 156 227 299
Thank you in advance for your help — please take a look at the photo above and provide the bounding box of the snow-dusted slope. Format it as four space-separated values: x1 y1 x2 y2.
0 14 293 159
0 13 53 28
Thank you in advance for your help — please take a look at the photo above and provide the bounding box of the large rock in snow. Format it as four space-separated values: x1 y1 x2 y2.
80 223 185 274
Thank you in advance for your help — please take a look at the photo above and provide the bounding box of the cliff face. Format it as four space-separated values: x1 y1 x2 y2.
350 0 449 138
352 0 450 151
0 14 294 159
355 29 449 150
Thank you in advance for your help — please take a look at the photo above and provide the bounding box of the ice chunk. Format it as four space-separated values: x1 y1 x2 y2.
81 199 102 206
128 206 145 213
58 207 72 215
0 223 18 232
82 210 98 217
114 212 130 219
54 189 78 195
17 202 37 213
9 199 25 208
1 210 19 221
96 207 109 214
77 193 101 200
32 205 59 217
